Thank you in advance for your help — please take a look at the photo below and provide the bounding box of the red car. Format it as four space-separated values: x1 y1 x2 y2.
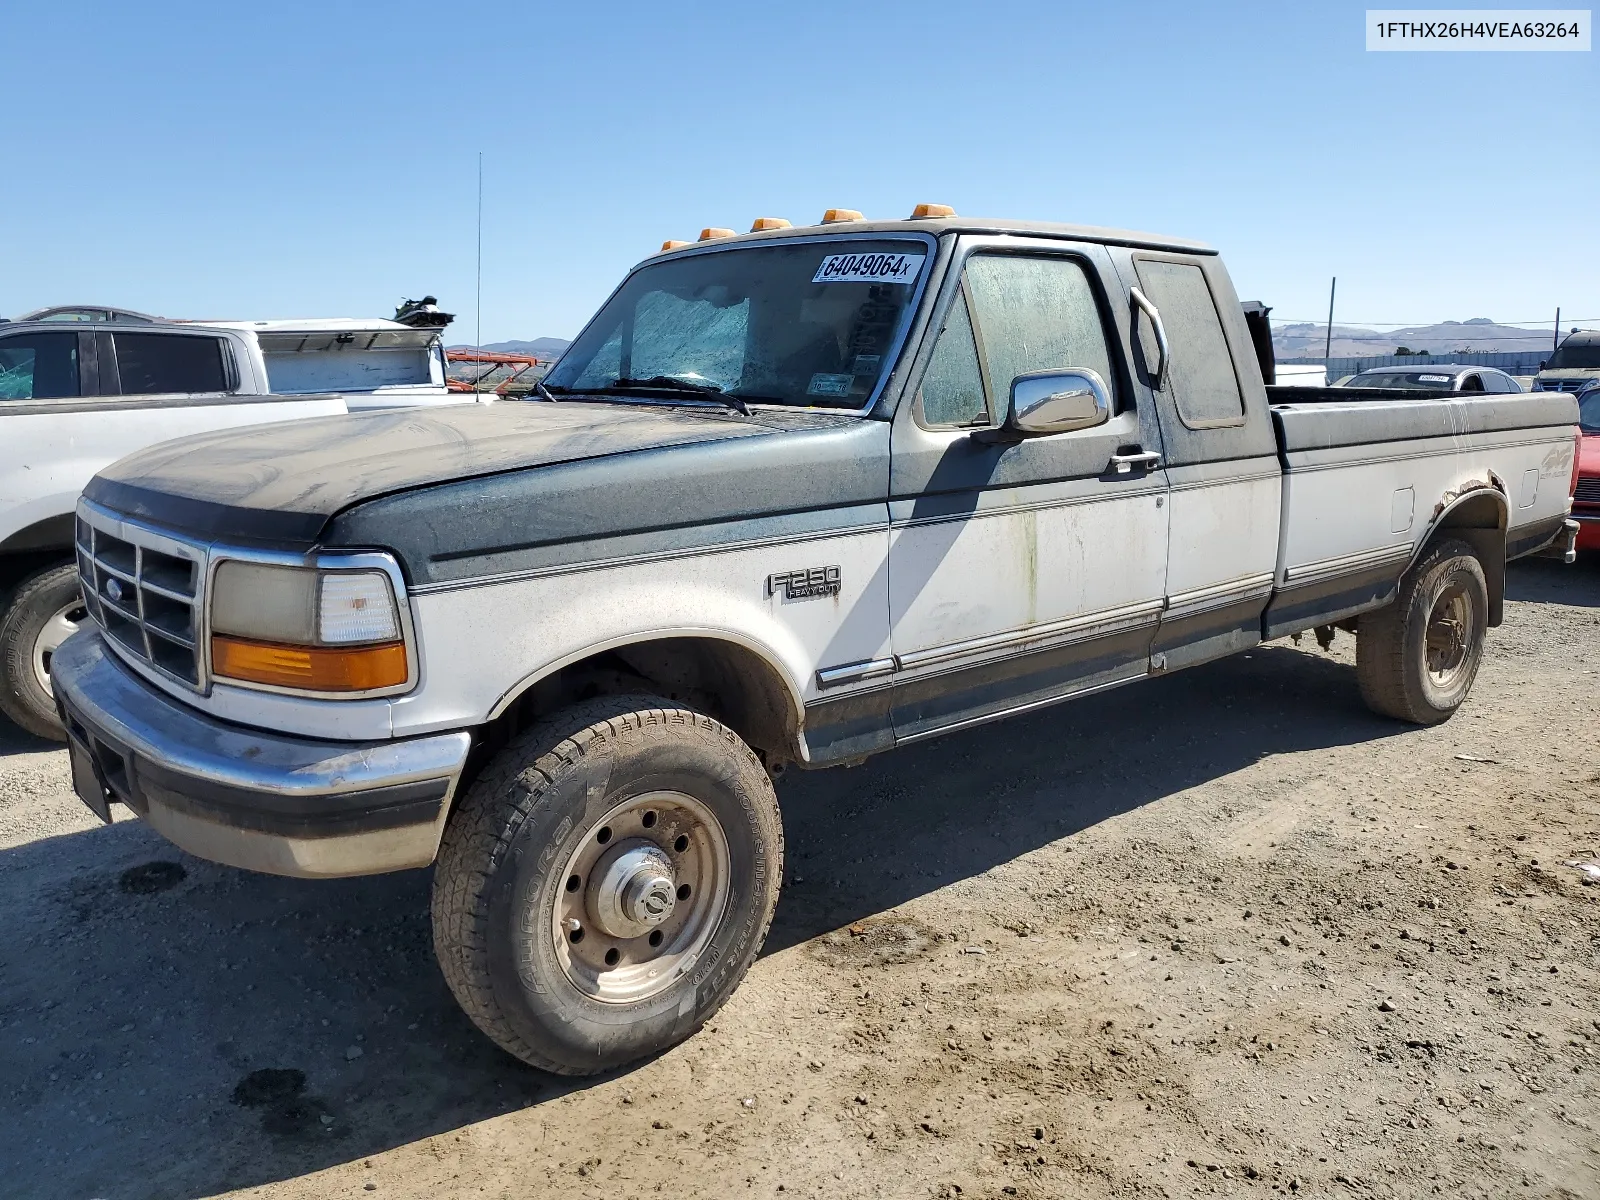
1578 388 1600 552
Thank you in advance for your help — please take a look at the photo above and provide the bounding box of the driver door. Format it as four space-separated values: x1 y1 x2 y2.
884 240 1170 741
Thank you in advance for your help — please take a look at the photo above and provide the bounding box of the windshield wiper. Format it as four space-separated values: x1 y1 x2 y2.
592 376 752 416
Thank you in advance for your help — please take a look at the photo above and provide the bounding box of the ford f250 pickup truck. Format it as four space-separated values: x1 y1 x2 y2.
51 210 1582 1075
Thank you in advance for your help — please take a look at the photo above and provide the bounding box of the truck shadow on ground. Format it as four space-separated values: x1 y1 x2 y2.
1505 552 1600 608
0 718 56 757
1 636 1408 1200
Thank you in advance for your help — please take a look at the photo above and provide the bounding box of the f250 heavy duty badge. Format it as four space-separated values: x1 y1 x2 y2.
767 565 841 601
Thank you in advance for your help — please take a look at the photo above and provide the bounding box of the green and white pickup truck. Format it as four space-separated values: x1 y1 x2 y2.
51 209 1580 1074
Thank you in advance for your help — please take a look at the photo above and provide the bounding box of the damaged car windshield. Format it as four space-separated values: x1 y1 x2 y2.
1347 370 1457 390
1545 338 1600 371
543 239 929 409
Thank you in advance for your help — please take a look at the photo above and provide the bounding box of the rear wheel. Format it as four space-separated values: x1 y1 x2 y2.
1356 538 1488 724
0 562 84 740
431 696 783 1075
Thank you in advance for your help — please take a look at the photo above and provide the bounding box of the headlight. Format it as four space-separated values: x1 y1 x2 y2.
209 560 408 693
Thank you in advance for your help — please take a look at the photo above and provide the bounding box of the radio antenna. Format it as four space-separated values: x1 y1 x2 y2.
475 151 484 391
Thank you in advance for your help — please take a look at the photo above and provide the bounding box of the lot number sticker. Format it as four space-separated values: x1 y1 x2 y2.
813 252 925 285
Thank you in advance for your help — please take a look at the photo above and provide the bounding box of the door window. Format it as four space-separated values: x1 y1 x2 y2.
113 332 229 395
1459 373 1485 393
1133 259 1245 428
963 254 1117 409
0 333 80 399
916 288 988 428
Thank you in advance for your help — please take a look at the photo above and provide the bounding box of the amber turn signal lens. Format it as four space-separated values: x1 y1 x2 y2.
212 636 408 692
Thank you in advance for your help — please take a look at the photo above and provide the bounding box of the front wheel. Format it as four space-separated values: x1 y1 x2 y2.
1356 538 1488 724
431 696 783 1075
0 561 86 741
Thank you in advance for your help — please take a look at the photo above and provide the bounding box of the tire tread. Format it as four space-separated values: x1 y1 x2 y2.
0 561 80 741
431 695 781 1074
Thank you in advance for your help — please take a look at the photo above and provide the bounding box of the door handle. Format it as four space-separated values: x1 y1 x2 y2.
1108 449 1162 474
1130 286 1169 389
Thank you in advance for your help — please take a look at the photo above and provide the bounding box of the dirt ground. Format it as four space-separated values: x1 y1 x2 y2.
1 557 1596 1200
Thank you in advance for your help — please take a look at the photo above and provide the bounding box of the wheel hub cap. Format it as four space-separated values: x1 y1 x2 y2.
32 598 87 697
550 790 731 1005
589 841 676 938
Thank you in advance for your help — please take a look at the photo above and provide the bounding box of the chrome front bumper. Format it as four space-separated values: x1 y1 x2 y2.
51 631 472 878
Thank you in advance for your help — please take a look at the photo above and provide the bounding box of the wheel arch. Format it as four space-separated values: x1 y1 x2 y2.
480 629 808 769
1409 482 1508 627
1 514 77 592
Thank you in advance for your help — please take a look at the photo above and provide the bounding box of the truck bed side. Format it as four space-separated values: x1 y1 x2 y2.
1263 390 1578 639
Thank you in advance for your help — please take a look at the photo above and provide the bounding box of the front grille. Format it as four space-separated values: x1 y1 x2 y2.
75 512 205 688
1538 379 1591 394
1576 476 1600 506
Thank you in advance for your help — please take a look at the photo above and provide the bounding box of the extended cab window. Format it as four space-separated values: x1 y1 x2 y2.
0 333 80 400
1133 259 1245 428
546 238 928 409
113 332 229 395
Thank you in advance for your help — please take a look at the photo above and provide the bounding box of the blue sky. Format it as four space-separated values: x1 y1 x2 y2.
3 1 1595 342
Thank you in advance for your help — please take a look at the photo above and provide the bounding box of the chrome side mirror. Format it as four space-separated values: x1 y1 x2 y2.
1007 368 1112 436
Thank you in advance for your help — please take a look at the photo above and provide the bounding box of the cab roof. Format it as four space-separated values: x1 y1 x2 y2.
640 215 1215 264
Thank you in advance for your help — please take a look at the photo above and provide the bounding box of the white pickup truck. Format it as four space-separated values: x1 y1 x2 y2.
51 210 1581 1076
0 313 465 738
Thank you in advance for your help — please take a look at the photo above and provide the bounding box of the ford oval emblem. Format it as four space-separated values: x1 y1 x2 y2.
104 577 124 603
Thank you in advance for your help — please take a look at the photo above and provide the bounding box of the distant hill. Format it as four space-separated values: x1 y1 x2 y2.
1274 318 1555 360
447 337 571 357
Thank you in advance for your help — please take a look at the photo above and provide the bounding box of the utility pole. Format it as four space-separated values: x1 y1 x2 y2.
1324 277 1337 363
1553 307 1561 354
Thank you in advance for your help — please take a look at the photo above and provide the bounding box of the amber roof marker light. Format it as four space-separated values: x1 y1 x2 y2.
749 217 792 231
909 203 956 219
698 227 736 241
820 208 864 224
660 239 690 252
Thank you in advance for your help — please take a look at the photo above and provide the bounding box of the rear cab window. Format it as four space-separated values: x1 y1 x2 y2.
112 332 232 395
0 332 81 400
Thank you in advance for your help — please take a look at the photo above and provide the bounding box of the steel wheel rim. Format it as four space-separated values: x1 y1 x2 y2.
1424 583 1473 687
32 598 86 696
551 790 730 1005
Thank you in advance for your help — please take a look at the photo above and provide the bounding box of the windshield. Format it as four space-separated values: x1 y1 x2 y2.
1546 338 1600 371
1579 388 1600 434
544 238 929 409
1346 370 1456 390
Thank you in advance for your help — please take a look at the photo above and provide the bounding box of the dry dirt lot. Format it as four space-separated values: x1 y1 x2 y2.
1 558 1597 1200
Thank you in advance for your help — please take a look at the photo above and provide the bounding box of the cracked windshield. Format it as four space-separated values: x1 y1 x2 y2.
543 239 928 409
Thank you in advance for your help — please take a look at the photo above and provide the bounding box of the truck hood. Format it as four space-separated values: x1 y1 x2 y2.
84 401 783 546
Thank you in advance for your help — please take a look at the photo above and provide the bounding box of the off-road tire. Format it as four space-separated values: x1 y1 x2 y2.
0 562 83 741
432 695 783 1075
1356 538 1488 724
